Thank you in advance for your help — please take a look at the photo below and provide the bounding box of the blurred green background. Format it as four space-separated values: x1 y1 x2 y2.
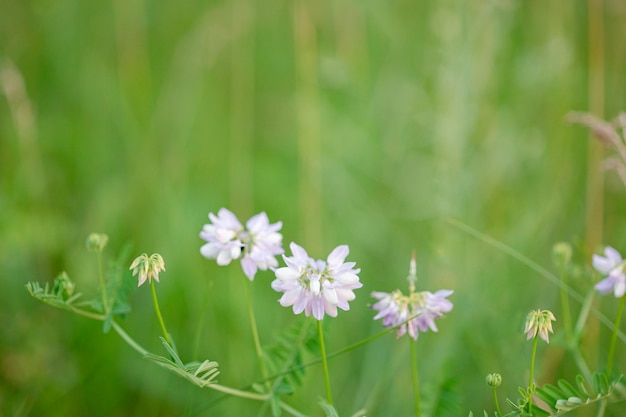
2 0 626 416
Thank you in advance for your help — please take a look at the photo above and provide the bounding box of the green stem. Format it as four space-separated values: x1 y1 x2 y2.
97 252 109 314
151 280 171 345
69 306 106 321
493 387 502 417
606 295 626 377
244 279 271 393
255 315 410 386
111 319 148 356
410 337 421 417
317 319 333 405
528 334 539 414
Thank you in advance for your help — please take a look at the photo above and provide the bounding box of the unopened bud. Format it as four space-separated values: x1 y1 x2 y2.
86 233 109 253
486 373 502 387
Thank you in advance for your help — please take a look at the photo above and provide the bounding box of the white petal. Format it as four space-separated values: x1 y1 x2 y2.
327 245 349 267
593 254 616 275
216 251 232 266
290 242 309 261
310 279 321 295
605 246 623 263
276 267 299 281
200 243 220 259
334 272 359 285
323 288 339 305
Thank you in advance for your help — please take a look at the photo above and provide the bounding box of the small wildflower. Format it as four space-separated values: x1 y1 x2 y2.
593 246 626 298
130 253 166 287
371 289 453 340
486 373 502 388
200 208 284 280
86 233 109 253
524 309 556 343
271 242 362 320
371 254 453 340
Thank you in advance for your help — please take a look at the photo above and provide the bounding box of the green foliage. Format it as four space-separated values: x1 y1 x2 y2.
263 319 318 392
534 372 622 415
99 243 136 332
425 376 462 417
26 273 83 311
318 398 339 417
143 337 220 388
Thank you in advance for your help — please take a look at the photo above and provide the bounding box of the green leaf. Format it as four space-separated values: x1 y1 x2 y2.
318 398 339 417
557 379 579 398
101 243 136 333
26 274 83 311
264 319 317 393
143 337 219 388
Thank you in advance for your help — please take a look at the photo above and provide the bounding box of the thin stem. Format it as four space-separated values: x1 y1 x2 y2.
208 383 271 401
244 279 271 393
410 337 421 417
111 319 148 356
151 280 171 345
493 387 502 417
255 315 410 386
317 319 333 405
280 401 309 417
97 252 109 314
69 306 106 321
606 295 626 377
528 334 539 413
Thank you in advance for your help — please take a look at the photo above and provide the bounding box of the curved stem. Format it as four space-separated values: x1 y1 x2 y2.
111 319 148 356
606 295 626 377
410 337 421 417
151 280 171 345
207 383 271 401
317 319 333 405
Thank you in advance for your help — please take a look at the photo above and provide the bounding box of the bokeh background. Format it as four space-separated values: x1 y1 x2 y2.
2 0 626 416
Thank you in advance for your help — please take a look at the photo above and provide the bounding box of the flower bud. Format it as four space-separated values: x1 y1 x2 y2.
552 242 573 268
53 272 75 300
130 253 166 287
86 233 109 253
486 373 502 387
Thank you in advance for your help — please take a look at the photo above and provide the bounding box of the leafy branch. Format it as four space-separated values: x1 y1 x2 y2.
144 337 220 388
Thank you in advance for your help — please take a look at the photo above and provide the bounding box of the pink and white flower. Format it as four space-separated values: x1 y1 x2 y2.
200 208 283 280
371 289 453 340
271 242 362 320
593 246 626 298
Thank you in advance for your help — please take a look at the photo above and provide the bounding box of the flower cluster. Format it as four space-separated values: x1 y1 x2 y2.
371 288 453 340
199 208 284 280
130 253 166 287
271 242 362 320
593 246 626 298
524 309 556 343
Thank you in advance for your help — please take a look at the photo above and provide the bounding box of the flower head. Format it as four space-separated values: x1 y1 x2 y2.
524 309 556 343
371 289 453 340
200 208 284 280
593 246 626 298
130 253 166 287
271 242 362 320
486 373 502 388
371 255 453 340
